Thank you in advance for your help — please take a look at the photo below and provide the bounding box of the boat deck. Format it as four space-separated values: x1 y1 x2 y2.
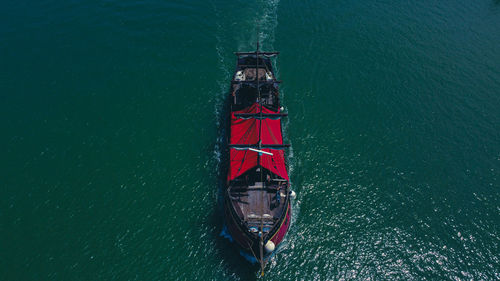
229 181 287 233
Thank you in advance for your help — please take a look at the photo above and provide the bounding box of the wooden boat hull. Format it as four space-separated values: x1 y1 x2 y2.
222 49 292 269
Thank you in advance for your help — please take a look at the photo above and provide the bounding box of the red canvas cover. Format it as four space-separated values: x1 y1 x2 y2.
229 149 259 181
260 148 289 180
228 103 289 181
230 103 283 146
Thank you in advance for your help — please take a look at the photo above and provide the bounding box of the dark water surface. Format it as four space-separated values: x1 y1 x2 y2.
1 0 499 280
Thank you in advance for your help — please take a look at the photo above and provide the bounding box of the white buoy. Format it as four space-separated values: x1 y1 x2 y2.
280 106 284 112
264 241 275 253
290 190 296 199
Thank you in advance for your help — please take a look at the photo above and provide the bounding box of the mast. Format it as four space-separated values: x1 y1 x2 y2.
255 39 267 276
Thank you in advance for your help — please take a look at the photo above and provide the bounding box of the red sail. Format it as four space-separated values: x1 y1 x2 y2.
228 103 289 181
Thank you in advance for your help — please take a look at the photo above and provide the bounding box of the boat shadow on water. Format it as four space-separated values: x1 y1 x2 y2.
211 215 261 280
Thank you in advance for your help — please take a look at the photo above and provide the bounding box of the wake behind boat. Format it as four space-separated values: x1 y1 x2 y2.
222 44 294 274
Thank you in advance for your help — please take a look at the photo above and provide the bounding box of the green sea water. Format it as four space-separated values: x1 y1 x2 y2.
1 0 499 280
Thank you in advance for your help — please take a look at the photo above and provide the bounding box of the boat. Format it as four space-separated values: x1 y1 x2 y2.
223 43 294 274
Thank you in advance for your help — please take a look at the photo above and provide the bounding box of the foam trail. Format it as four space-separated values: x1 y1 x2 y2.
211 1 231 175
236 0 281 51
